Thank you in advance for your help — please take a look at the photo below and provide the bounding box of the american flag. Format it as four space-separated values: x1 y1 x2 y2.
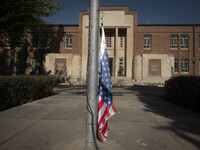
98 26 117 143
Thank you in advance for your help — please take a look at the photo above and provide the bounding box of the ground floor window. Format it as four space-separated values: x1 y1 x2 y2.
181 58 189 72
174 58 178 72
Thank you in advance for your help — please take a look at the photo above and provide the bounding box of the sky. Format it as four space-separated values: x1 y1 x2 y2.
44 0 200 25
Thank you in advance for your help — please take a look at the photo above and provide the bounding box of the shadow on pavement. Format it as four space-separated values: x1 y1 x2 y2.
125 85 200 149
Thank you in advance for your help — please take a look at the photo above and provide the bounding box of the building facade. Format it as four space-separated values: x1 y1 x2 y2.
1 7 200 84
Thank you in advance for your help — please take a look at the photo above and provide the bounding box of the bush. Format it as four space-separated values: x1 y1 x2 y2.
0 75 57 111
165 76 200 112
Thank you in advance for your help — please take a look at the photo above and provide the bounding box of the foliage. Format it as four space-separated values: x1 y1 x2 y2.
0 75 57 111
165 76 200 112
118 67 124 76
0 0 64 47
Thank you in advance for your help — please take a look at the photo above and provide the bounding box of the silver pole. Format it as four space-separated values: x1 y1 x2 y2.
85 0 99 149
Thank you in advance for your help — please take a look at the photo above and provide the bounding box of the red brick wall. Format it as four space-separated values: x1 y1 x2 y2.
134 25 200 76
50 25 81 55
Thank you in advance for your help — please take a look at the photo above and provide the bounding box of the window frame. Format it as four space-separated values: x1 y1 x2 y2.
120 36 123 48
174 58 179 72
181 58 189 73
170 34 178 49
199 34 200 49
181 34 189 49
106 34 112 48
144 34 152 49
65 34 73 49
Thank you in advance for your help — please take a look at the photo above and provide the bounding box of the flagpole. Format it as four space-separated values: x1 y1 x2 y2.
86 0 99 149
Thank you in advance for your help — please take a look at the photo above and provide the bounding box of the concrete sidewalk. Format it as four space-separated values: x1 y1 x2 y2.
0 86 200 150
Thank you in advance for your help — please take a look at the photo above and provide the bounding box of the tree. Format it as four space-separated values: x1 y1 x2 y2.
0 0 64 75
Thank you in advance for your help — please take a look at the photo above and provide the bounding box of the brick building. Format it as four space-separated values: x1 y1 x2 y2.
1 7 200 84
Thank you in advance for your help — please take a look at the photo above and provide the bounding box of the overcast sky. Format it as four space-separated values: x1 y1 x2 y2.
44 0 200 25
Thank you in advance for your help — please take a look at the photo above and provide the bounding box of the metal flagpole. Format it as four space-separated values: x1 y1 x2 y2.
85 0 99 149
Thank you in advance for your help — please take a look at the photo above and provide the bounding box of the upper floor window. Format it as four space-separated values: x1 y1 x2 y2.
120 36 123 48
181 58 189 72
144 35 151 49
170 35 178 49
106 34 112 48
65 34 72 48
199 35 200 49
181 34 189 49
174 58 179 72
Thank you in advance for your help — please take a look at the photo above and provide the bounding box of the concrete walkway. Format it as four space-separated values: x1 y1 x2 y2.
0 85 200 150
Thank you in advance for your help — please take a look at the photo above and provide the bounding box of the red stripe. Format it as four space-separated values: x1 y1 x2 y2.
98 105 109 127
101 121 108 135
106 110 111 118
98 131 104 143
98 98 104 112
111 102 117 113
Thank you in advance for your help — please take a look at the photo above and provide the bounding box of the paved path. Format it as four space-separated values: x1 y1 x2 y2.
0 85 200 150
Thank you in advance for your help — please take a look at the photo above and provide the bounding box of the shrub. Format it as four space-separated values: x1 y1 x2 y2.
165 76 200 112
0 75 57 111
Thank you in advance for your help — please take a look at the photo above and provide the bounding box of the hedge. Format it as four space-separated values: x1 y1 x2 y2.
0 75 57 111
165 76 200 112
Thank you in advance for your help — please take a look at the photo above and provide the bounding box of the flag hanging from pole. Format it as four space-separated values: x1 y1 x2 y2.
98 26 117 143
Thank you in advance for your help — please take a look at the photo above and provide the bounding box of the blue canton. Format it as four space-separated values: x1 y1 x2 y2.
99 48 113 106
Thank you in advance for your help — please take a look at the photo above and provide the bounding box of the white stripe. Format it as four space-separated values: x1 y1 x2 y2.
108 105 115 119
98 97 107 122
99 115 108 129
98 26 106 73
104 129 108 137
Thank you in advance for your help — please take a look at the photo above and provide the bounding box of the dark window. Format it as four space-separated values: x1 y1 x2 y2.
181 58 189 72
181 34 189 49
65 34 72 48
170 35 178 49
106 34 112 48
174 58 178 72
144 35 151 49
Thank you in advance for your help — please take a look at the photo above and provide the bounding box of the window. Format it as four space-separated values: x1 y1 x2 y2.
120 36 123 48
31 35 38 48
174 58 179 72
199 35 200 49
144 35 151 49
181 34 189 49
119 58 123 69
65 34 72 48
170 35 178 49
181 58 189 72
106 34 111 48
